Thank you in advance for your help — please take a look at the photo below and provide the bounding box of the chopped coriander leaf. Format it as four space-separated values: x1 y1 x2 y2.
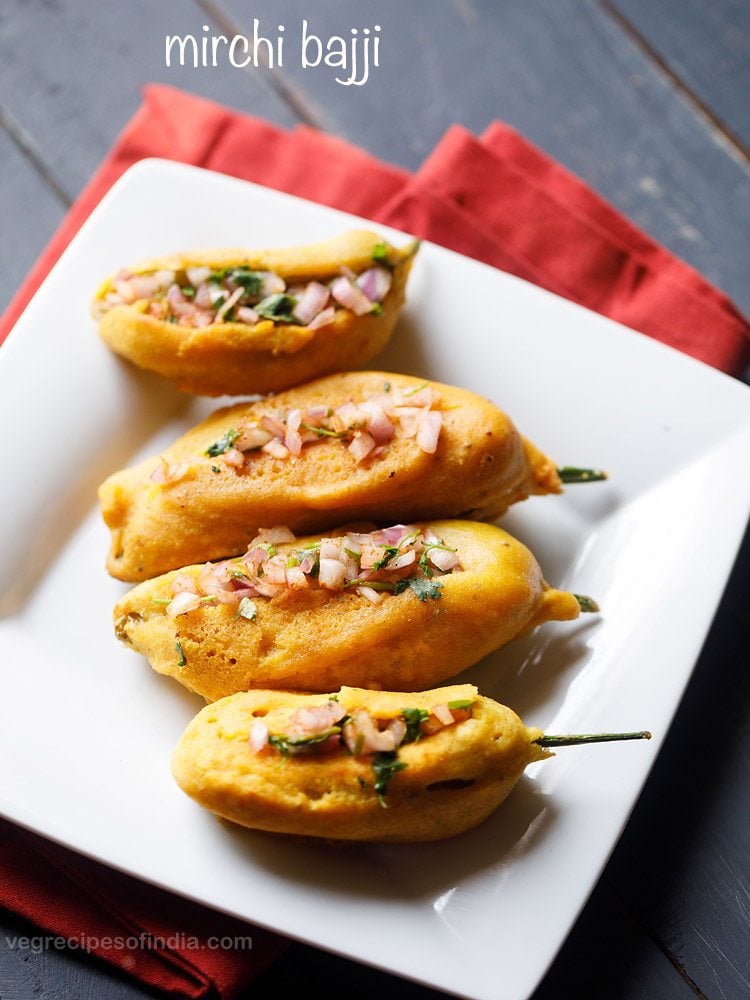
447 699 475 710
300 423 347 438
211 465 221 474
151 597 171 605
300 541 321 551
255 293 298 323
228 567 251 582
393 577 444 601
199 595 217 604
371 242 390 265
236 597 258 621
357 777 369 790
212 294 226 310
180 285 196 299
343 547 361 562
372 546 400 571
286 554 300 568
176 640 187 667
208 268 230 283
403 380 429 397
402 707 429 743
260 542 277 557
227 268 264 297
370 302 384 316
269 728 342 756
372 751 407 804
418 550 434 577
205 428 240 456
344 579 395 592
166 315 178 324
383 381 391 392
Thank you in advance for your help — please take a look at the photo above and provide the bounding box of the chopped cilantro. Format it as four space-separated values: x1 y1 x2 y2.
180 284 196 299
260 542 277 557
205 428 240 457
418 550 434 577
343 547 361 562
371 242 390 266
403 380 429 397
166 315 177 324
176 640 187 667
402 707 429 743
372 751 407 805
372 546 400 571
269 728 342 756
151 597 171 606
211 465 221 474
208 267 231 283
370 302 384 316
227 268 264 297
286 554 300 568
393 577 444 601
300 423 347 438
255 293 298 323
357 777 369 790
447 699 475 710
236 597 258 621
383 381 391 392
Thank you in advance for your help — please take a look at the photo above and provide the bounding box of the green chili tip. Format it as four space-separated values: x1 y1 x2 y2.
536 731 651 747
574 594 600 614
557 466 608 484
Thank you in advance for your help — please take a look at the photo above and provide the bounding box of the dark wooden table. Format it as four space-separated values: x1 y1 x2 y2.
1 3 748 998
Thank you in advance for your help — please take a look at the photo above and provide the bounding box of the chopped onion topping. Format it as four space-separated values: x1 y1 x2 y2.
249 719 269 752
150 460 190 485
94 250 393 329
208 380 443 472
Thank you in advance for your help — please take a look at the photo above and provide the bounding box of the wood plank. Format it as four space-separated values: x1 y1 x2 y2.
605 0 750 150
218 0 750 314
606 524 750 999
0 0 299 202
0 910 147 1000
0 128 66 312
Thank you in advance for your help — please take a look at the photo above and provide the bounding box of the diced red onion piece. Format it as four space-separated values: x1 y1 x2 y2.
154 270 176 290
235 425 273 451
416 411 443 454
428 548 460 572
432 704 454 727
381 525 412 545
306 306 336 331
292 282 330 325
194 283 214 309
330 276 374 316
222 448 245 468
359 400 395 442
235 306 260 325
357 586 383 604
285 566 309 588
263 556 288 585
260 272 286 297
262 437 289 459
260 414 287 438
249 720 269 752
356 266 392 303
287 702 346 738
318 558 347 590
348 431 376 463
166 591 202 618
186 266 212 286
319 538 341 561
404 387 434 408
254 581 283 598
392 406 422 437
390 550 416 571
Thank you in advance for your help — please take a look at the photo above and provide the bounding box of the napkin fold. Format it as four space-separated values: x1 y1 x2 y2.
2 84 747 371
1 83 748 1000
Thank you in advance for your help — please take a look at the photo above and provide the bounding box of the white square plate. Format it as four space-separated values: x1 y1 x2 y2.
0 160 748 1000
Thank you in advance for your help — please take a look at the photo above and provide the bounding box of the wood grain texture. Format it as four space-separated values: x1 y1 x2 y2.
0 0 299 201
217 0 750 313
0 127 66 312
606 0 750 150
606 523 750 999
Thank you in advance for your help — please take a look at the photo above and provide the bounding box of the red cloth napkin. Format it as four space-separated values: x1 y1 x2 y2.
1 84 747 370
2 83 748 1000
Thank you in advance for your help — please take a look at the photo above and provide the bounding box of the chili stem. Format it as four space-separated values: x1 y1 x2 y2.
574 594 600 613
557 466 608 483
537 731 651 747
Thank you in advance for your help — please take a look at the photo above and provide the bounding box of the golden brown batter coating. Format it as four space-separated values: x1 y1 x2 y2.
99 372 561 582
93 230 417 396
171 684 549 842
114 521 580 700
